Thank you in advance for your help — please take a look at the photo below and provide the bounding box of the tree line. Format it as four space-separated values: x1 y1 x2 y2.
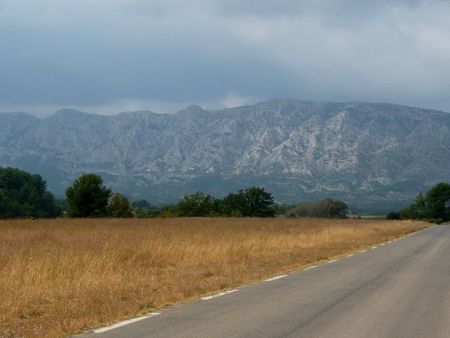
387 182 450 224
133 188 276 218
0 167 60 218
0 169 277 218
0 168 350 219
65 173 277 218
286 199 348 218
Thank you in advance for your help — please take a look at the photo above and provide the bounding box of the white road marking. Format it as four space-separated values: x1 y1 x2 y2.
361 250 367 253
371 246 378 249
304 265 318 271
328 259 339 263
380 243 385 246
347 254 355 257
94 313 161 333
201 289 238 300
265 275 288 282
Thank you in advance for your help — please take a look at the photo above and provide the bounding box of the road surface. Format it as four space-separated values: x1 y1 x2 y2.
78 224 450 338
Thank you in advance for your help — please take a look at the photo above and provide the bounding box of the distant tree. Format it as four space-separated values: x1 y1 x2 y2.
0 167 60 219
66 173 111 218
132 200 161 218
323 199 348 218
272 203 294 216
109 193 134 218
0 188 15 218
177 192 218 216
392 182 450 223
220 187 275 217
56 198 68 214
426 183 450 221
159 205 177 218
288 199 348 218
241 187 275 217
132 199 151 209
386 211 401 220
220 192 246 216
403 193 429 219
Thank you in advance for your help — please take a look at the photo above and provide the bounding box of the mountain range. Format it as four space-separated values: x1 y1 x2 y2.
1 99 449 213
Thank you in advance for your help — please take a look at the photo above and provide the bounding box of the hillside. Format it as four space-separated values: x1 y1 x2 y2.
1 99 449 212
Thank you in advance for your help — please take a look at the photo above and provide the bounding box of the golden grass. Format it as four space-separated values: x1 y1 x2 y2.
0 218 428 337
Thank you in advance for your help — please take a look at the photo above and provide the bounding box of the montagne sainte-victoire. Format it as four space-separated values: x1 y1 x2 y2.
1 99 449 212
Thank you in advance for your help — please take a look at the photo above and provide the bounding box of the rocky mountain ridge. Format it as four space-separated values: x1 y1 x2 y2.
1 99 449 212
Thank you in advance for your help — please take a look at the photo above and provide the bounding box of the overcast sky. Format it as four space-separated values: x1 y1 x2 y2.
1 0 450 115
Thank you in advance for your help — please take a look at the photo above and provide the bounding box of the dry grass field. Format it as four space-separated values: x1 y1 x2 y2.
0 218 428 337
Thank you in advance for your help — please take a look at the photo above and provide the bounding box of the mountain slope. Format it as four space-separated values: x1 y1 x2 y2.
1 99 449 212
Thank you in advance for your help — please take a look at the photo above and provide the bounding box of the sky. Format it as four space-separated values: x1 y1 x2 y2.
1 0 450 115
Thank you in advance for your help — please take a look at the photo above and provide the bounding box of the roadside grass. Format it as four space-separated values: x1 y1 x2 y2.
0 218 428 337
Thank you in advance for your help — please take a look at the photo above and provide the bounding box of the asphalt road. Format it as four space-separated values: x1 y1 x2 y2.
78 224 450 338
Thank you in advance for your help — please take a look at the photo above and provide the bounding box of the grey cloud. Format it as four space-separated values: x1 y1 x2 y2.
0 0 450 114
128 0 425 18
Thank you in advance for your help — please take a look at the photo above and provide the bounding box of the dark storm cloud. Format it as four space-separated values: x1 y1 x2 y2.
0 0 449 114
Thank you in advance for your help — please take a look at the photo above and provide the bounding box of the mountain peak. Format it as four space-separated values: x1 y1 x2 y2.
176 104 206 115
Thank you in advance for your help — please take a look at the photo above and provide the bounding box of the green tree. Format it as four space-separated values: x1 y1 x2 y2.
241 187 275 217
288 199 348 218
395 182 450 222
132 200 161 218
323 199 348 218
386 211 401 220
426 182 450 221
404 193 429 219
220 192 246 216
221 187 275 217
0 167 60 218
159 205 177 218
0 189 15 218
109 193 134 218
66 173 111 218
177 192 217 216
